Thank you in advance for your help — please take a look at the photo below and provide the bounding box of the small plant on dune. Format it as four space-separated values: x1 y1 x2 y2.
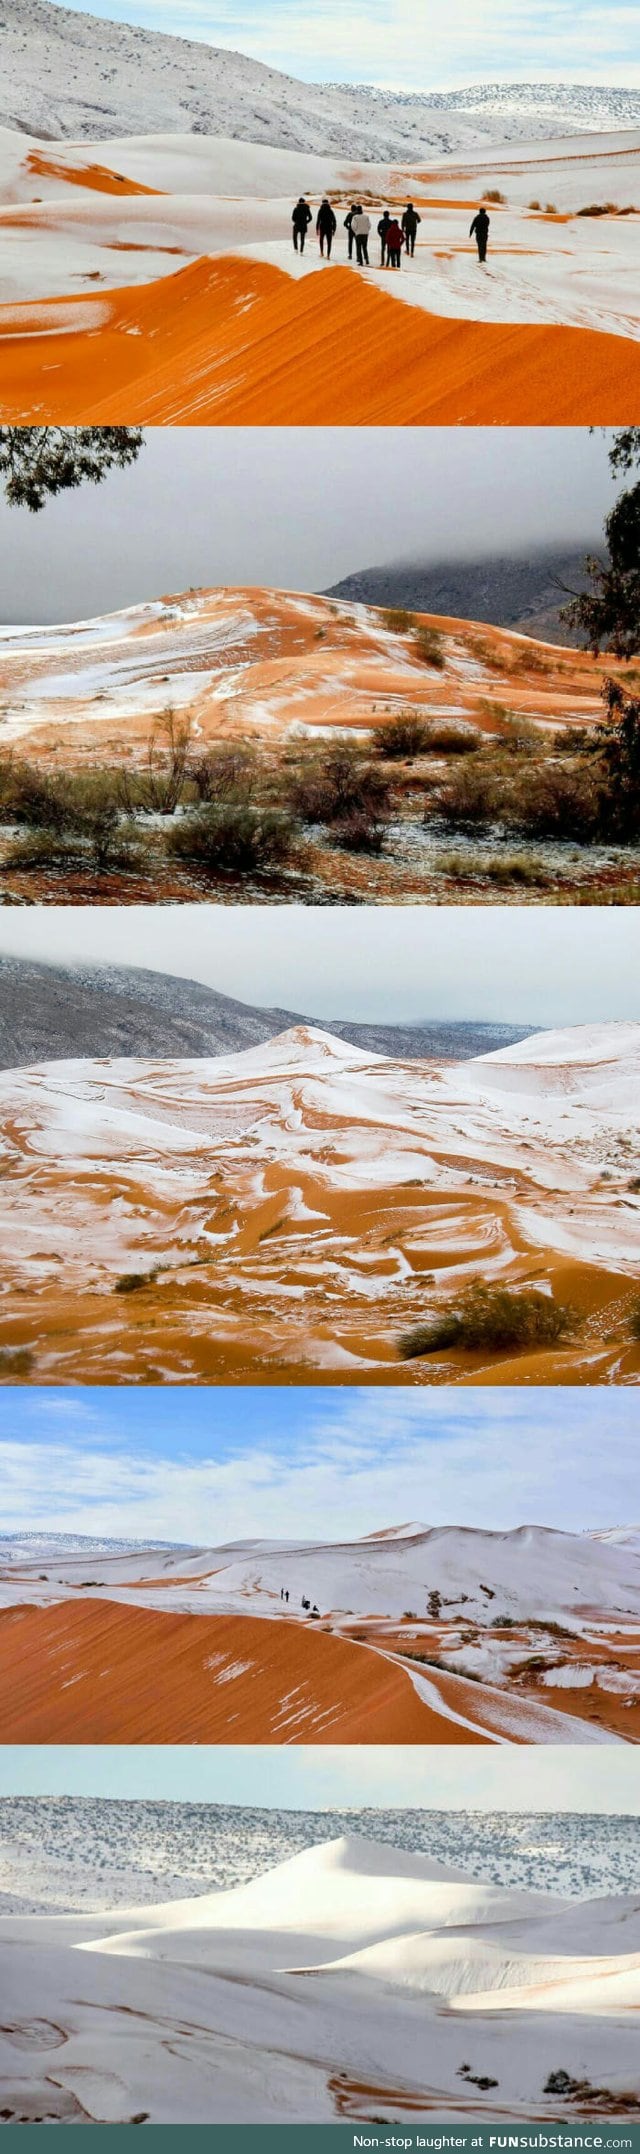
484 188 506 203
629 1297 640 1343
528 198 542 210
413 625 445 670
166 803 296 877
398 1282 578 1361
545 201 558 215
375 711 431 759
0 1346 35 1375
379 606 416 635
430 758 505 829
114 1271 159 1294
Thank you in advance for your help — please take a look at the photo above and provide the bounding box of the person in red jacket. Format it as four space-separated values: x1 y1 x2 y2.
385 218 404 268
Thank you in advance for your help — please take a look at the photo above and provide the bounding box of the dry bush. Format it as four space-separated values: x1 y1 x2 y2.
398 1282 577 1360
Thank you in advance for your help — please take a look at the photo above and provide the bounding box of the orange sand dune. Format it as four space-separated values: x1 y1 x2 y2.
0 1601 475 1745
1 257 637 425
25 149 162 197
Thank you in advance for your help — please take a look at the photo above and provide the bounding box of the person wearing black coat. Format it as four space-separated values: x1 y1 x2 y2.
316 198 337 257
292 197 312 252
377 210 391 265
469 206 490 262
401 201 421 256
344 203 358 259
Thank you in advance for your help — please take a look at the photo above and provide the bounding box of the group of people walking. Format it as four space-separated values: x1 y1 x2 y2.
291 197 424 268
291 196 491 266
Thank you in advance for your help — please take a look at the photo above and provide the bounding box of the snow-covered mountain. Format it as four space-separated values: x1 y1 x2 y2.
3 0 640 151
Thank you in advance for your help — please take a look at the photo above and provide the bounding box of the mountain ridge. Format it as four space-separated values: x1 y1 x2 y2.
3 1 640 151
0 956 539 1069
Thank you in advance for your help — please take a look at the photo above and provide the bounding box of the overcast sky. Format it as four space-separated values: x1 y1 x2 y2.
0 429 612 626
0 1744 637 1811
1 1389 636 1542
49 0 640 90
0 908 638 1025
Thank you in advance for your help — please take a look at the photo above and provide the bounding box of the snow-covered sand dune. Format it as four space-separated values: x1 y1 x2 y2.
0 120 637 422
0 1022 638 1389
0 1522 638 1744
0 584 611 761
1 1836 639 2122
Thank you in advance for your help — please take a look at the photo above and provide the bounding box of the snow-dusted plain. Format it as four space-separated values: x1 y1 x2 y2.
1 1830 639 2122
1 1522 639 1743
0 1021 638 1387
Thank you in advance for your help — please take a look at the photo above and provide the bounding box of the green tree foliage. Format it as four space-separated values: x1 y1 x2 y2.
565 429 640 659
0 427 143 511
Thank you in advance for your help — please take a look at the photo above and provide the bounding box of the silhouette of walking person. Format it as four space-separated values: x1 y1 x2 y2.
316 198 337 258
470 206 490 262
377 210 391 265
401 202 421 257
344 204 358 260
292 197 312 253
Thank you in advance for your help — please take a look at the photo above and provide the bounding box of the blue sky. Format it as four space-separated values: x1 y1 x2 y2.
49 0 640 89
0 1744 638 1812
1 1388 637 1542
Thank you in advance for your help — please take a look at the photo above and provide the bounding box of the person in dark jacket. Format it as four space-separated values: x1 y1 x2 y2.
316 197 337 257
401 201 421 256
344 203 358 260
377 209 391 265
385 217 404 268
469 205 490 261
292 197 312 252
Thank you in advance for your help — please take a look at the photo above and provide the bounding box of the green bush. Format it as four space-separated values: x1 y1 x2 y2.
289 744 391 827
166 803 295 875
375 711 431 759
413 625 445 669
398 1282 577 1360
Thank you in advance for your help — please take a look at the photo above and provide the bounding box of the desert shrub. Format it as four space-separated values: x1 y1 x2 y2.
114 1271 160 1294
379 606 416 635
576 202 622 216
398 1282 577 1360
136 708 191 815
166 803 295 875
187 742 257 805
0 1345 35 1375
375 711 431 759
413 625 445 669
6 812 146 875
436 850 550 887
629 1297 640 1343
289 744 391 827
423 722 480 755
331 808 387 854
431 759 505 828
528 198 541 210
484 188 505 203
511 762 602 841
545 201 558 214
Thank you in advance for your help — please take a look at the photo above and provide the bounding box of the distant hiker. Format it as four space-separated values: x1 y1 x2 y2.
401 201 421 257
351 207 371 266
280 1587 284 1600
344 203 358 259
302 1594 310 1609
285 1589 289 1603
292 197 312 253
470 206 490 262
377 210 391 265
385 218 404 269
316 197 337 258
